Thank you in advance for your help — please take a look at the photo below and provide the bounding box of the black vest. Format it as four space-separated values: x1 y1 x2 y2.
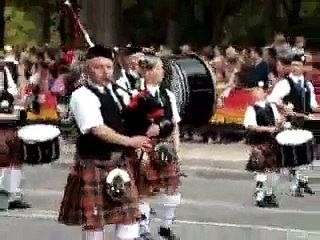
283 77 312 114
246 104 275 145
124 88 173 136
76 85 125 160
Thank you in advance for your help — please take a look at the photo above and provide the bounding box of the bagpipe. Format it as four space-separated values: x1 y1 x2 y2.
60 0 174 139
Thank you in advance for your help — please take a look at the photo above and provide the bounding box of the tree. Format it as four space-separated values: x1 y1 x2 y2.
0 0 4 49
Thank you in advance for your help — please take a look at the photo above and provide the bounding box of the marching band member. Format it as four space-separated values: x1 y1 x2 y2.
58 45 151 240
128 55 181 239
244 80 281 208
115 47 144 105
268 54 317 196
0 58 30 210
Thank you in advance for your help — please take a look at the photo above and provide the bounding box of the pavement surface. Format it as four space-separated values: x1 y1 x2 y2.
1 143 320 240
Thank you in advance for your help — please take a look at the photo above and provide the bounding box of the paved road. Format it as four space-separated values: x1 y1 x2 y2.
1 165 320 239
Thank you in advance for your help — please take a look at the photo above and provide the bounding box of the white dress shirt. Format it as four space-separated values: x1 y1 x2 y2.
1 66 18 96
70 82 122 134
146 85 181 124
115 69 134 105
267 73 318 110
244 101 280 127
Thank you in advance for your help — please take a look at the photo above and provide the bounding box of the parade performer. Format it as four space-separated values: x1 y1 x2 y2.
22 58 62 123
0 58 30 210
58 45 151 240
268 54 317 196
244 81 281 208
123 55 181 240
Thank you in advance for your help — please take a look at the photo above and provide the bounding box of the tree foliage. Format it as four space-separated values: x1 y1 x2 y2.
4 6 37 46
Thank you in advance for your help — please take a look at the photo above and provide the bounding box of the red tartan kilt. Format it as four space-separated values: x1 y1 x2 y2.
0 126 23 168
58 155 140 229
135 148 181 197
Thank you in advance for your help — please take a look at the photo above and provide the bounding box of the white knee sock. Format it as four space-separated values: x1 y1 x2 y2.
0 168 23 202
158 193 180 228
138 201 151 234
81 230 104 240
115 223 139 240
266 172 280 196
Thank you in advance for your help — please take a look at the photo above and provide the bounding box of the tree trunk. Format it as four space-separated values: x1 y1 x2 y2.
166 0 180 48
86 0 122 46
263 0 278 44
0 0 4 49
41 0 51 44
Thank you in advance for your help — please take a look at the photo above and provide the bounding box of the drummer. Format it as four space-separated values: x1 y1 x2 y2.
267 54 317 196
0 57 31 210
244 80 281 208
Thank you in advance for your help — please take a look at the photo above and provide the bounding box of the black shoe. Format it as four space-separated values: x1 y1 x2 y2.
257 194 279 208
158 226 179 240
293 187 304 197
135 232 154 240
303 184 315 195
8 200 31 210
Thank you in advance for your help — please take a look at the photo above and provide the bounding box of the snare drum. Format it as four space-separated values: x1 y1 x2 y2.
18 124 61 165
276 129 314 167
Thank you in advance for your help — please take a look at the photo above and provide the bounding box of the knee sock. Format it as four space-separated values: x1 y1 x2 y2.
115 223 139 240
158 193 180 228
266 172 280 196
0 168 23 202
138 201 151 234
255 173 266 201
81 229 104 240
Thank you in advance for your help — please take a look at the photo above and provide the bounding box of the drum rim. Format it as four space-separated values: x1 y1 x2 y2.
18 124 61 143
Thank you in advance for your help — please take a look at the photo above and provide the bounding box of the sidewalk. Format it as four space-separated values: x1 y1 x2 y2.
56 141 249 171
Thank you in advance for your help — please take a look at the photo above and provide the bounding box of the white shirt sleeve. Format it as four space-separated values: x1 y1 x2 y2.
243 106 257 127
4 66 17 96
307 81 318 110
270 103 281 122
267 79 290 104
166 89 181 123
69 87 104 134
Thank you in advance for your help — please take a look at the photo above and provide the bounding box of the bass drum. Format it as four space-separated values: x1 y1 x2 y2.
161 55 215 127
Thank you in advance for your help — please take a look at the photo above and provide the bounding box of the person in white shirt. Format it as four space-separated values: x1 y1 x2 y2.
267 54 318 114
129 54 181 240
268 54 315 197
58 45 151 240
244 81 281 208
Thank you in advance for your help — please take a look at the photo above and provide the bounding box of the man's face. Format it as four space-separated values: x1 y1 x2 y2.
291 61 303 75
125 55 138 70
86 57 114 85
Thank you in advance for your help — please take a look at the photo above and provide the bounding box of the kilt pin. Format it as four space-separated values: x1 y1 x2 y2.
58 154 140 229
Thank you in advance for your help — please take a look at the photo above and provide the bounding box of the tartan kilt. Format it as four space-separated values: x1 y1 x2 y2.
0 125 23 168
246 141 281 172
134 141 181 197
58 154 140 229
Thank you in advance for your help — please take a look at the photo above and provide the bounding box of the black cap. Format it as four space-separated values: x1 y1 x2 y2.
253 81 268 90
291 54 306 64
86 45 113 60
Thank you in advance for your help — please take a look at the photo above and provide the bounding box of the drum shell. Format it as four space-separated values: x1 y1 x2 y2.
21 136 60 165
161 55 215 127
278 139 314 167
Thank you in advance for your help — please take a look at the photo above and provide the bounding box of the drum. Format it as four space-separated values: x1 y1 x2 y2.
0 114 21 168
18 124 61 165
276 129 314 167
161 55 215 127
